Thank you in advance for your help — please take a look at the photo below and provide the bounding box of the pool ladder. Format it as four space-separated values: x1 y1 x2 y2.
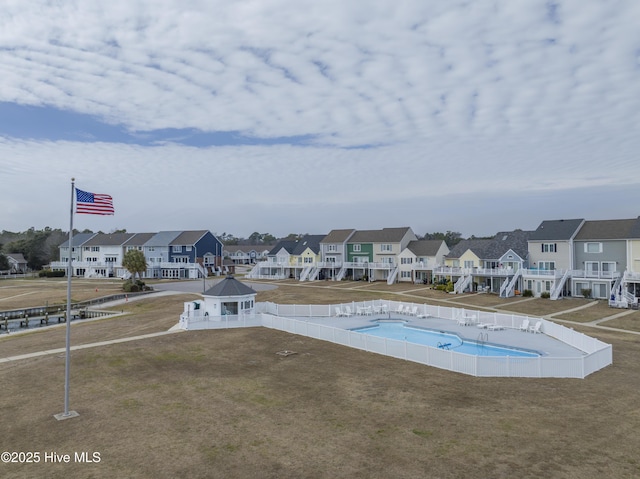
477 332 488 355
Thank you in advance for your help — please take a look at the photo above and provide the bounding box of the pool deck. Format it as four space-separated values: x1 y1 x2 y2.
297 314 586 358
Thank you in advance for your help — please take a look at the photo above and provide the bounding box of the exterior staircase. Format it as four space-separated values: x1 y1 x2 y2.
550 269 571 300
387 266 399 285
299 265 313 281
335 265 348 281
454 274 472 294
500 269 522 298
307 266 320 281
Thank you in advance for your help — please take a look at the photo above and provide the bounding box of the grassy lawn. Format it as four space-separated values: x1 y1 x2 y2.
1 278 639 478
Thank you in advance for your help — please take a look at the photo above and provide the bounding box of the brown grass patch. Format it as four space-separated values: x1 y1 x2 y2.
2 279 640 478
553 300 613 323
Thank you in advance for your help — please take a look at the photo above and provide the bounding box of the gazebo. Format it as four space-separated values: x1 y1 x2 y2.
200 275 257 318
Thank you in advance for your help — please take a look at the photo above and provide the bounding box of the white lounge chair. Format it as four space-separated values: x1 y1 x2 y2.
334 307 345 317
395 304 405 314
519 319 530 332
529 321 542 333
344 306 354 317
409 306 418 316
487 323 505 331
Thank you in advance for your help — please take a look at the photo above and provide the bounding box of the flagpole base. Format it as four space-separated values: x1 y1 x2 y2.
54 410 79 421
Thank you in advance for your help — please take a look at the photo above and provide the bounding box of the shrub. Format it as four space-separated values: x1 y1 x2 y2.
38 270 65 278
123 279 147 293
445 281 454 293
581 288 592 299
540 291 551 299
522 289 533 297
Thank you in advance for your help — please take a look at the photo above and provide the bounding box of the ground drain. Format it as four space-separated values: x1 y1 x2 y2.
276 350 297 357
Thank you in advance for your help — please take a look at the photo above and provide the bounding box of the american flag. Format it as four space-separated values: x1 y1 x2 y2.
75 188 115 215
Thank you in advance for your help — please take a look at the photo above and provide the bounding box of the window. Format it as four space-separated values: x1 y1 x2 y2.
353 244 361 252
401 271 411 278
186 246 192 252
381 244 392 252
539 261 555 270
401 257 413 264
602 262 616 273
585 242 602 253
172 245 182 253
327 244 337 252
593 283 607 298
304 257 313 263
463 260 474 268
91 246 100 252
585 262 599 275
542 243 557 253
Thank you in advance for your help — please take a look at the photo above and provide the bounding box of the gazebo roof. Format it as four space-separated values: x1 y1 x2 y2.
203 276 257 297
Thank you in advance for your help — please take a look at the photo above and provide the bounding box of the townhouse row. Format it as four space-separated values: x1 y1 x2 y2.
247 219 640 307
50 217 640 308
51 230 224 279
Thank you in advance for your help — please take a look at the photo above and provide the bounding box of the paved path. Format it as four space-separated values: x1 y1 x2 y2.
0 329 184 363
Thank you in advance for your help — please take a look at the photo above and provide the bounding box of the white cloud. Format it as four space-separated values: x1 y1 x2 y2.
1 1 640 236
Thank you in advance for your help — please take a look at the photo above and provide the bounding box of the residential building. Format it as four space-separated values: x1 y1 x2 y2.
523 219 584 298
52 230 222 279
397 240 449 283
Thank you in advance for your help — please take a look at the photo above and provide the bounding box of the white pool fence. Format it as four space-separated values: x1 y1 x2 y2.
180 299 612 379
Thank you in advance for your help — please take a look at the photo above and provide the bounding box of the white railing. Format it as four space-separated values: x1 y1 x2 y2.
180 299 612 378
256 303 611 379
434 267 472 276
624 271 640 281
299 265 313 281
454 275 472 294
521 268 565 278
308 266 320 281
180 311 262 330
571 270 621 280
500 269 522 298
550 269 572 300
387 266 399 285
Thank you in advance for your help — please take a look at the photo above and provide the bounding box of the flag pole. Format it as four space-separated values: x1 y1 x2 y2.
55 178 79 420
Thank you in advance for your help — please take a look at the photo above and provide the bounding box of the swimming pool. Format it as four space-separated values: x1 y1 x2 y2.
351 322 539 358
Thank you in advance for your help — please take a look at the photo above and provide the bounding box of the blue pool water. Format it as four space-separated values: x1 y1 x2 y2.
352 322 539 357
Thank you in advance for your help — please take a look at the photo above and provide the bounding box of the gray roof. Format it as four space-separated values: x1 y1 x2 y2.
529 219 584 241
349 227 413 243
575 218 640 240
59 233 96 248
268 240 298 255
145 231 182 247
224 245 273 253
629 217 640 238
482 230 534 260
446 231 534 260
170 230 208 245
84 233 135 246
123 233 156 246
321 229 356 244
204 276 257 297
406 240 445 256
268 235 325 255
6 253 27 264
446 239 493 259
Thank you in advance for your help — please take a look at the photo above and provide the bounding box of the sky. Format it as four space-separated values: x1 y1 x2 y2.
1 0 639 239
